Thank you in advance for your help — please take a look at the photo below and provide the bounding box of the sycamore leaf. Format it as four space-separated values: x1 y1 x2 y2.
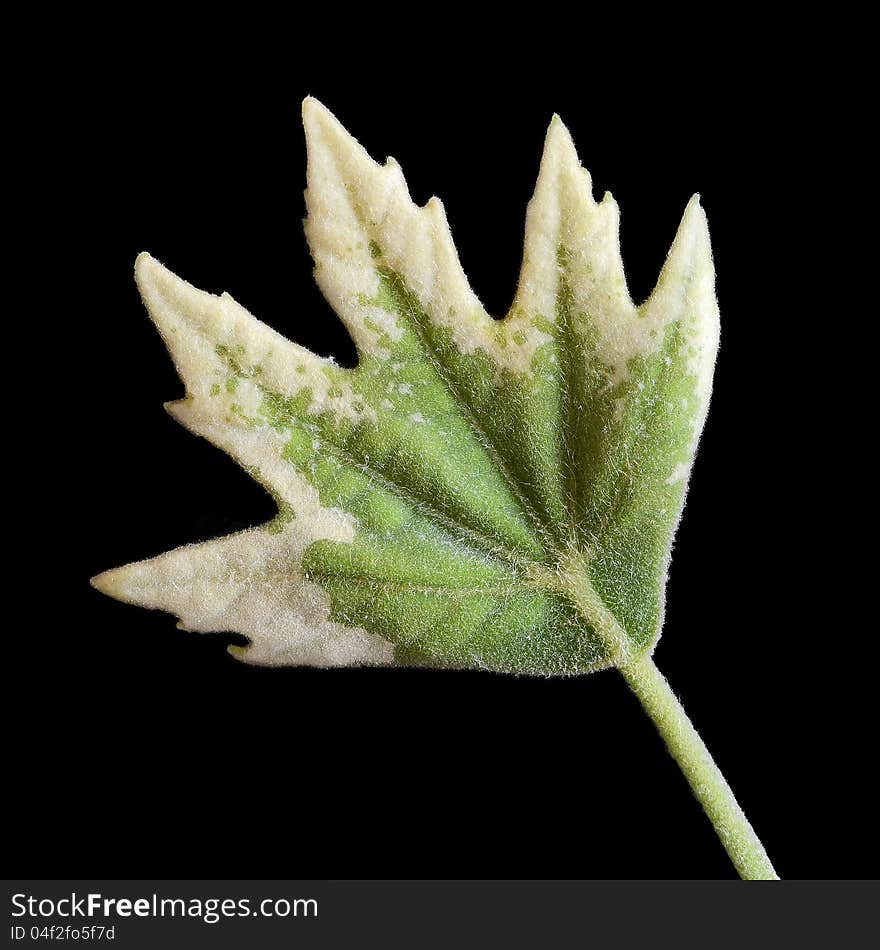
93 98 718 676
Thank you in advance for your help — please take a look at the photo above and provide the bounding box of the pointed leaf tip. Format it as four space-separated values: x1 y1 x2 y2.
134 251 160 287
90 568 123 600
675 194 712 257
302 96 347 142
680 193 706 230
536 112 593 202
301 95 326 122
134 253 198 319
134 251 173 293
543 112 577 154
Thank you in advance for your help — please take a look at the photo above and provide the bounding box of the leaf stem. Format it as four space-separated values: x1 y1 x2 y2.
619 654 778 880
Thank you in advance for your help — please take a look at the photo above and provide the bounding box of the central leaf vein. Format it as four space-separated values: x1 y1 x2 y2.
375 266 559 556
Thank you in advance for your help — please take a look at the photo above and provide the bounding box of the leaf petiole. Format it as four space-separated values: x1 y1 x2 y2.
559 554 777 879
620 654 778 880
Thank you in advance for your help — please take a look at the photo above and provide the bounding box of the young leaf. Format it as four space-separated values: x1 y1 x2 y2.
93 99 776 879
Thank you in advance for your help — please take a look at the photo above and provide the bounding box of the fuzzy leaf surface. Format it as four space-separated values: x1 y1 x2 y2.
94 99 719 675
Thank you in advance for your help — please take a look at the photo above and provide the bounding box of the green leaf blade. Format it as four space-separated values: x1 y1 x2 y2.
93 98 718 674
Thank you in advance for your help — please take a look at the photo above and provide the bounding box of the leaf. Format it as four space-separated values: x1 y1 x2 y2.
93 98 719 675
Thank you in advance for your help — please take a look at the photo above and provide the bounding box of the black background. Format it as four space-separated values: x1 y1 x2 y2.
12 24 874 882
